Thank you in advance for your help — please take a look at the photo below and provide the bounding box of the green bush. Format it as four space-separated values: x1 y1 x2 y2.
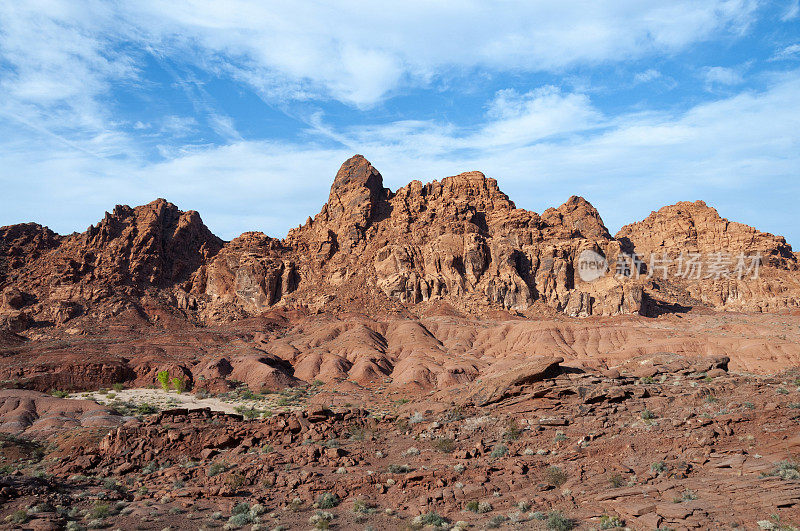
171 376 186 394
156 371 170 391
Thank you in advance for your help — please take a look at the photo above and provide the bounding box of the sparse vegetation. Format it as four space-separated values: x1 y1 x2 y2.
171 376 186 393
135 402 157 416
432 437 456 453
50 389 69 398
641 408 656 420
609 473 625 488
490 444 508 458
763 460 800 480
503 418 523 441
598 514 625 529
546 511 575 530
651 461 668 473
316 492 339 509
544 466 567 487
207 463 226 477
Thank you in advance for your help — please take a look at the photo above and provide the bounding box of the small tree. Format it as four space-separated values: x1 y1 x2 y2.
157 371 170 392
171 376 186 394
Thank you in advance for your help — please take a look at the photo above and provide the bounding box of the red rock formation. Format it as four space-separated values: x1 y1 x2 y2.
1 156 798 330
617 200 800 311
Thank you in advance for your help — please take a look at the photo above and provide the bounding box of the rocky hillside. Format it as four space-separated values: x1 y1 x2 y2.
1 156 798 332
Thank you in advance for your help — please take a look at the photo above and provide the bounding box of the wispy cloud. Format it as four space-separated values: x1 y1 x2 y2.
703 66 745 86
773 43 800 61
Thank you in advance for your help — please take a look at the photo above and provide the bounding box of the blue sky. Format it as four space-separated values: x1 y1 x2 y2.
1 1 799 247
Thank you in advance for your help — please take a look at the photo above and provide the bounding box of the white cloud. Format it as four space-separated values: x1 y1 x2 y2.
1 1 759 111
634 69 662 84
703 66 745 85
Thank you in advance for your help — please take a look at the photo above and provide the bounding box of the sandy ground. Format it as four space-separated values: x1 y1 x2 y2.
69 388 277 415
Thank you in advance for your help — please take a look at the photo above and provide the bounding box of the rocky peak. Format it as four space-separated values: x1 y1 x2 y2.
325 155 388 223
617 200 796 269
72 198 224 287
541 196 611 240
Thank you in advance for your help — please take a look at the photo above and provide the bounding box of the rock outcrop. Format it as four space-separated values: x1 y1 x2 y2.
1 156 798 330
617 201 800 311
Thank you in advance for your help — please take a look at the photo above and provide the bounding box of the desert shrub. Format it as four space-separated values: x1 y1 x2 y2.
8 510 28 524
91 502 111 519
546 511 575 531
465 501 480 512
599 515 624 529
651 461 667 473
232 502 250 515
51 390 69 398
641 408 656 420
348 426 368 440
207 463 226 477
316 492 339 509
352 499 376 514
112 383 124 391
609 474 625 488
288 498 303 511
503 418 523 441
554 431 567 443
156 371 170 391
235 406 261 419
417 511 448 527
226 511 253 528
387 464 411 473
490 444 508 458
409 411 425 424
324 438 340 449
477 501 493 513
441 406 464 422
544 466 567 487
404 446 420 456
309 510 334 529
487 515 508 528
764 460 800 480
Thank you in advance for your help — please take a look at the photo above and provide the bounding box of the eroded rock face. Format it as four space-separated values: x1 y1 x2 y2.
617 201 800 311
1 155 798 326
281 156 644 317
0 199 222 328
